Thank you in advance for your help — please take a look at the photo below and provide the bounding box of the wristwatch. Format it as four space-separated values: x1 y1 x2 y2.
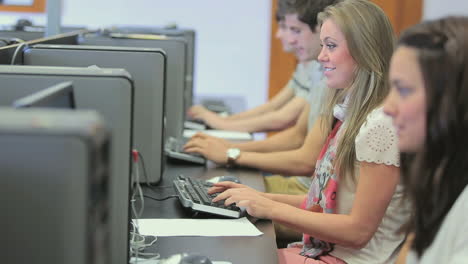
226 148 241 166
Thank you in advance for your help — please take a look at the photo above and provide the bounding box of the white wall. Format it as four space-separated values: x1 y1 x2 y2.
424 0 468 19
0 0 272 109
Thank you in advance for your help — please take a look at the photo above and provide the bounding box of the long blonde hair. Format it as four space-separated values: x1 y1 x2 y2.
318 0 395 181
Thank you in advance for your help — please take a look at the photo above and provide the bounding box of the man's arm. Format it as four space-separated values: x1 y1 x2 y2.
232 117 327 175
188 86 295 122
184 116 328 176
225 86 295 120
183 105 309 156
202 97 307 132
233 104 310 152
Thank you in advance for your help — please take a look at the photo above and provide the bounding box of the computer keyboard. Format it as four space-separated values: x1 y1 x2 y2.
173 174 244 218
184 120 207 130
165 137 206 165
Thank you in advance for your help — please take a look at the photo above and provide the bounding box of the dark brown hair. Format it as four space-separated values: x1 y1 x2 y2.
398 16 468 257
298 0 342 31
275 0 295 21
277 0 340 31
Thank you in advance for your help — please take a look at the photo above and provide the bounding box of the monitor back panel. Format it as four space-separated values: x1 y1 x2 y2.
80 35 187 141
0 26 85 42
23 45 166 184
102 27 196 109
0 109 110 264
0 65 132 264
0 30 44 42
142 29 195 111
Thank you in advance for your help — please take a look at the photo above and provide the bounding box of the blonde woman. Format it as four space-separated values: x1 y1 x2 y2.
209 0 409 263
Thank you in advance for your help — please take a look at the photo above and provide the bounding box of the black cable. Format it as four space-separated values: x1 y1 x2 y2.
0 39 10 46
135 151 174 189
0 37 24 46
149 185 173 189
9 37 25 44
145 184 172 192
145 185 176 199
143 194 178 201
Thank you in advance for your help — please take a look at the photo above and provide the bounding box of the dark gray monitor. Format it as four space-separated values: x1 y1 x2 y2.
12 81 76 109
0 65 133 264
0 26 86 42
104 26 196 110
79 33 186 141
0 108 110 264
22 44 166 185
0 30 43 42
0 30 82 65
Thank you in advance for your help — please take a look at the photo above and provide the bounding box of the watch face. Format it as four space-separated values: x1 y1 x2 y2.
227 148 240 158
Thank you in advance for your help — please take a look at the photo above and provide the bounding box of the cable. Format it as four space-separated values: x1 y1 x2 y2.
137 151 153 187
0 37 25 46
144 194 178 202
131 149 145 219
9 37 25 44
149 185 174 189
130 149 148 263
129 222 160 263
145 185 175 199
10 42 28 65
0 39 10 46
130 149 171 263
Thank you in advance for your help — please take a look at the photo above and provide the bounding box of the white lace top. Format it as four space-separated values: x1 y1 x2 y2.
355 107 400 167
331 107 409 264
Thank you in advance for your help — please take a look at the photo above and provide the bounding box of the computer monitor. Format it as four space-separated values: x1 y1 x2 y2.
0 30 43 42
0 65 133 264
0 25 86 42
0 30 83 65
103 26 196 110
80 33 187 142
22 44 166 184
12 81 76 109
0 108 110 264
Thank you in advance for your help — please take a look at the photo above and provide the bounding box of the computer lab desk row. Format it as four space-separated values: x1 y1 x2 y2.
141 162 279 264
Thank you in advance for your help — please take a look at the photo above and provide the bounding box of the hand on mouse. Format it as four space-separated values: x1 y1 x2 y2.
209 182 278 219
187 105 229 129
187 105 211 120
184 133 233 164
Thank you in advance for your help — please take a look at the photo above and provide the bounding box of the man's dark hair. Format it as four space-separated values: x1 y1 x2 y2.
294 0 341 32
275 0 295 21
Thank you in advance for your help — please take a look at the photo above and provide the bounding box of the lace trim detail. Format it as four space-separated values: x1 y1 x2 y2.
355 107 400 167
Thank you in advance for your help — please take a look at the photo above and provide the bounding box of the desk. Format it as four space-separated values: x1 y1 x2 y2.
140 162 278 263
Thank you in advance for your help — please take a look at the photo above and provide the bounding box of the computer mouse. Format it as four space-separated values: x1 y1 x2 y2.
179 254 212 264
206 175 241 184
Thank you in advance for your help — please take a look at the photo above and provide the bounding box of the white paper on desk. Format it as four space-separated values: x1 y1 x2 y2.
134 217 263 237
183 129 252 141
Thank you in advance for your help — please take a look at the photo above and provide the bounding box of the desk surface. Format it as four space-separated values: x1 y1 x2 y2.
140 162 278 263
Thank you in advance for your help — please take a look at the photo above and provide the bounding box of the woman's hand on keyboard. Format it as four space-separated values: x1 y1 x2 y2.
207 181 246 194
184 133 233 164
209 182 279 219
